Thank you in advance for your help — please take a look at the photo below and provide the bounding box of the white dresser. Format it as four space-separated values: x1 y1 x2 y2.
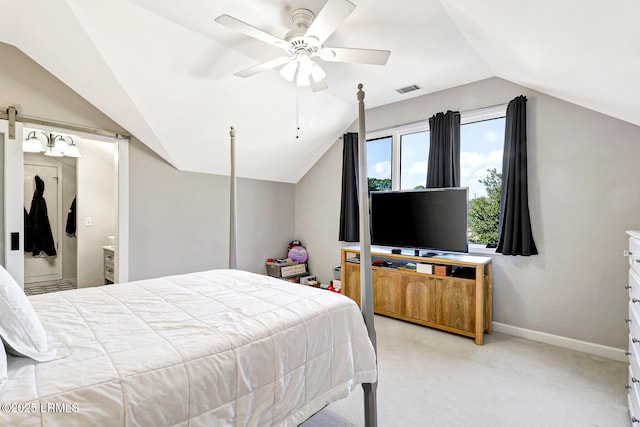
103 245 115 285
626 231 640 423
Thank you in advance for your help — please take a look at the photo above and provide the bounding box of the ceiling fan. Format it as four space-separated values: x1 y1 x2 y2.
214 0 391 92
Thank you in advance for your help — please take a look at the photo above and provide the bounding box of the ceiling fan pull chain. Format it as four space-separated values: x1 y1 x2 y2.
296 85 300 140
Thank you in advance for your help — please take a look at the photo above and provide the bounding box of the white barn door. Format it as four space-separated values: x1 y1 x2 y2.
1 118 24 286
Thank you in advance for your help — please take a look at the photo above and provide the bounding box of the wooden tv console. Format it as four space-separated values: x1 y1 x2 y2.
340 246 493 345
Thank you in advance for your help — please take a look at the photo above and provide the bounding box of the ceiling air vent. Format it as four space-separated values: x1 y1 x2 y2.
396 84 421 94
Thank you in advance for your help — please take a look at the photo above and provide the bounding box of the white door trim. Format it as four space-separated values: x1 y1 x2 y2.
115 137 129 283
21 123 130 285
2 119 24 286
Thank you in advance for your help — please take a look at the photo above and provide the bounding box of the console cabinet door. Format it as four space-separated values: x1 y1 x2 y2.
372 268 401 315
343 262 361 306
401 274 436 324
436 278 475 333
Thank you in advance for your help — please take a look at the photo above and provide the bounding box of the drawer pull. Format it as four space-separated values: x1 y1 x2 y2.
627 285 633 290
627 384 633 390
627 318 633 323
625 250 634 257
634 417 640 423
633 377 639 384
633 338 640 344
634 299 640 304
627 351 633 356
634 259 640 264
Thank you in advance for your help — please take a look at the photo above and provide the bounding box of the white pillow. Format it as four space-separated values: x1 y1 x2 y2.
0 266 56 362
0 341 7 392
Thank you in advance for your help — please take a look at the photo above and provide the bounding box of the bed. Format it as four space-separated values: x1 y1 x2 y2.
0 269 376 426
0 84 378 426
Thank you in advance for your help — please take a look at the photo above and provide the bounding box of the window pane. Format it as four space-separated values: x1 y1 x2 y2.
367 136 392 191
400 131 429 190
461 117 505 245
460 118 505 198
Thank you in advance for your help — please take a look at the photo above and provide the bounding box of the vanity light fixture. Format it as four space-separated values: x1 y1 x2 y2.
23 131 81 158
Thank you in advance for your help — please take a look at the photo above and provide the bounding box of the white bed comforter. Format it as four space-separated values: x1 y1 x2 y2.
0 269 377 426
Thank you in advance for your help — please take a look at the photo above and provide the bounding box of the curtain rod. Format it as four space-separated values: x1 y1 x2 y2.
366 101 509 134
1 106 131 139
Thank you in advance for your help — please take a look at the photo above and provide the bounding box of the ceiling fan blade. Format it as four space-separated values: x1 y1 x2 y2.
234 56 291 78
305 0 356 45
310 79 328 92
215 14 287 48
319 47 391 65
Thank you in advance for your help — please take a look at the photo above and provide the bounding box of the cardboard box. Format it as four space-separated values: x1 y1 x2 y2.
434 265 452 276
266 260 307 278
416 263 433 274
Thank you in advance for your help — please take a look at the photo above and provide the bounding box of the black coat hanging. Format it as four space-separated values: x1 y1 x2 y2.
24 207 34 253
65 197 76 235
27 175 57 257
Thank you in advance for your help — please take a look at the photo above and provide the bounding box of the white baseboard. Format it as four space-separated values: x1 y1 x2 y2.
492 322 627 363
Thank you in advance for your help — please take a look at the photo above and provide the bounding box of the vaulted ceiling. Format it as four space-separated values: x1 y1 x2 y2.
1 0 638 183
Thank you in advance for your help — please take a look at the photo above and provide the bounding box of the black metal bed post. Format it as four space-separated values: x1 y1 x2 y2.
229 126 238 270
357 84 378 427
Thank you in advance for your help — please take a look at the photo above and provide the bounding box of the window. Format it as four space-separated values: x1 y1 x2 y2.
400 131 429 190
461 117 505 246
366 136 392 191
366 104 506 248
460 117 505 199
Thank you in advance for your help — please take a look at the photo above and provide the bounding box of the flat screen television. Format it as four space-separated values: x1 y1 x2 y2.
370 187 469 254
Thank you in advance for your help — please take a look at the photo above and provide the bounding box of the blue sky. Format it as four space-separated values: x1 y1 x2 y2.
367 117 504 199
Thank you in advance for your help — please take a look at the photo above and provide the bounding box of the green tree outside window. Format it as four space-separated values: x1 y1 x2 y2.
468 168 501 247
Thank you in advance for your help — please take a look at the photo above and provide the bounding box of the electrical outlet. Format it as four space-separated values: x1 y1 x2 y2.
84 217 93 227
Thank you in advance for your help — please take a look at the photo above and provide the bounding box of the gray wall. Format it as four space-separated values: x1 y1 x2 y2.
76 138 116 287
296 77 640 349
127 140 295 280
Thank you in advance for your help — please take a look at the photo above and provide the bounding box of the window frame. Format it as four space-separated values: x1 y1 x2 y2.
367 121 429 191
365 103 508 253
366 104 507 190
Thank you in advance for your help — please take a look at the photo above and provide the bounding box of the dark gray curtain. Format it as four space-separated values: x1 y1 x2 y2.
339 133 360 242
496 95 538 256
426 110 461 188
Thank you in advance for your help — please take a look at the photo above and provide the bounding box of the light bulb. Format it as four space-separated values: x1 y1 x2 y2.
44 148 63 157
52 136 69 153
298 55 312 76
23 133 44 153
311 63 326 83
64 144 81 158
280 61 298 82
296 69 310 86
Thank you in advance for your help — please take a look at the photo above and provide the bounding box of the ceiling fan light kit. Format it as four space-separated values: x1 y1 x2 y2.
214 0 390 91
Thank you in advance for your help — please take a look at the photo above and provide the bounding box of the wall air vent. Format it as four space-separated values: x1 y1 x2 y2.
396 84 421 94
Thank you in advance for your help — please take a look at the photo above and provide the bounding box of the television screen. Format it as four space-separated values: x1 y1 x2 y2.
370 187 468 254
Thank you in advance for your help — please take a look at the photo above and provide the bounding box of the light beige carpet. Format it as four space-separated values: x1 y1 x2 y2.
302 315 629 427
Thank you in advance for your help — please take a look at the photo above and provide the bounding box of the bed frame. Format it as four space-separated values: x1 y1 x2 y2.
227 84 378 426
